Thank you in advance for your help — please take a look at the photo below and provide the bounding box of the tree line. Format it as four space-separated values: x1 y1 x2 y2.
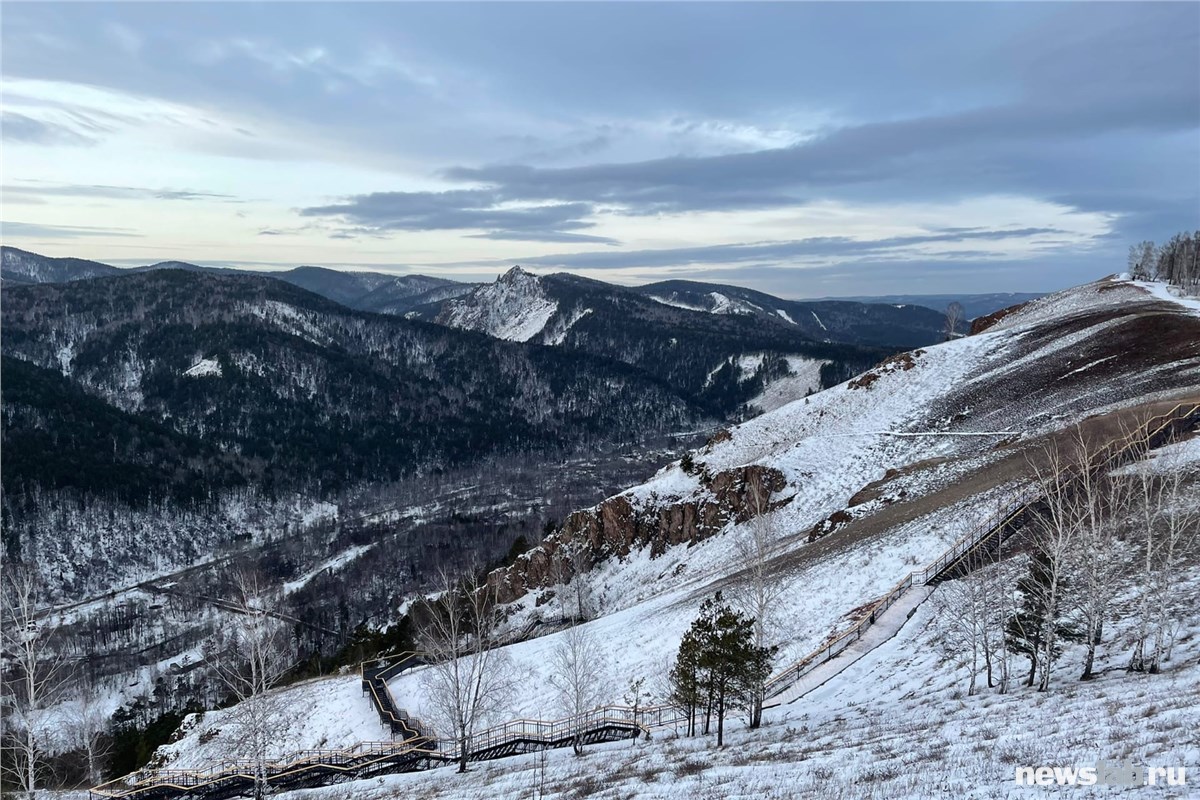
934 418 1198 696
1127 231 1200 294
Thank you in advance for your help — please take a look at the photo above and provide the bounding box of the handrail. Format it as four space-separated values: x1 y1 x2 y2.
360 651 432 740
89 704 672 799
763 399 1199 699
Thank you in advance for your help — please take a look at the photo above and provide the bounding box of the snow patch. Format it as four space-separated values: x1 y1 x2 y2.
747 356 830 413
647 294 706 311
183 358 222 378
708 291 759 315
283 544 373 594
543 306 593 346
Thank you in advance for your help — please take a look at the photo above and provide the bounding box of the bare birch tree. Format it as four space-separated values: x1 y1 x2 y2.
1 567 72 796
202 569 293 800
63 686 112 787
1065 428 1130 680
417 568 518 773
1025 438 1083 691
944 301 966 340
548 623 608 755
729 483 786 728
553 537 595 624
1125 436 1200 673
981 525 1023 695
932 572 989 695
1127 240 1157 280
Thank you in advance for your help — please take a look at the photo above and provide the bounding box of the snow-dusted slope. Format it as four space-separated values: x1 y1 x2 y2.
745 355 828 413
151 278 1200 784
277 567 1200 800
439 266 559 342
0 246 120 284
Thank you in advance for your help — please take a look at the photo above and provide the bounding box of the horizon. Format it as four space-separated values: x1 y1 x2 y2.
3 2 1197 296
2 243 1053 301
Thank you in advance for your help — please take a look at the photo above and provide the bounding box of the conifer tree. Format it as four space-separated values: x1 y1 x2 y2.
1005 549 1078 688
670 593 775 746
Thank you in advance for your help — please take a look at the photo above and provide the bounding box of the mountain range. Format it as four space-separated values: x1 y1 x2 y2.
1 246 1037 319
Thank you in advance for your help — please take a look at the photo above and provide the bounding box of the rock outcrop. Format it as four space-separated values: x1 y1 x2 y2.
487 463 787 604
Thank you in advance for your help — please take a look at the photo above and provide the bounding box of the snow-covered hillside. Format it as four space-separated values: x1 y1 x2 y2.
266 567 1200 800
440 266 559 342
0 246 120 284
148 278 1200 795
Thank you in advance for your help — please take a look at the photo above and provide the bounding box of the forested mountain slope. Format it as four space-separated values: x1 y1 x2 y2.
634 278 950 346
0 246 473 314
1 271 705 501
436 267 898 412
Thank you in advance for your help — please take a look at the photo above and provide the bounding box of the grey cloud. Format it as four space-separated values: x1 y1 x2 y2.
510 228 1067 271
300 189 603 240
443 89 1196 217
469 230 619 245
4 182 239 202
688 248 1122 298
2 112 98 146
1 221 141 238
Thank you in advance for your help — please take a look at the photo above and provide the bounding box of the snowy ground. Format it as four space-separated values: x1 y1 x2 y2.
272 569 1200 800
746 356 829 414
154 671 386 770
149 278 1200 794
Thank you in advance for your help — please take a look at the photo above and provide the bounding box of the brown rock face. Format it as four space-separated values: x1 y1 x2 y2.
970 302 1030 335
486 464 788 604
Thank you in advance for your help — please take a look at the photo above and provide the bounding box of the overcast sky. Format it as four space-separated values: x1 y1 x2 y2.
2 2 1197 296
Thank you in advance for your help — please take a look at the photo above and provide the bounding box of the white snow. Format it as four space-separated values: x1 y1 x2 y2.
56 344 74 374
733 353 765 380
810 310 827 331
775 308 796 325
1057 354 1117 380
283 544 373 594
264 569 1200 800
708 291 760 315
441 268 559 342
148 277 1200 797
543 306 593 346
155 674 385 770
183 358 222 378
647 295 706 312
242 300 335 346
745 356 828 414
1132 279 1200 314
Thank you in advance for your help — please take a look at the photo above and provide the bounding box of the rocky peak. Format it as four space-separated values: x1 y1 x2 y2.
498 265 536 286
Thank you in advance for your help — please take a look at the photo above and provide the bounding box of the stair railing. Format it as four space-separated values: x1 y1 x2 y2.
764 399 1199 700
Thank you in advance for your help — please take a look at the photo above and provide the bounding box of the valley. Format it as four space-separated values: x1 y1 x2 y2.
18 272 1194 799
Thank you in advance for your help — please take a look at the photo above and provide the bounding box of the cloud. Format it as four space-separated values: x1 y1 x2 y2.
441 89 1197 217
469 230 619 245
498 227 1076 271
105 22 143 56
1 221 141 238
300 189 605 241
2 112 97 146
3 182 240 202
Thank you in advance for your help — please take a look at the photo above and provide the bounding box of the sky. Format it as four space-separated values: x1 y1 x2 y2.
2 2 1197 297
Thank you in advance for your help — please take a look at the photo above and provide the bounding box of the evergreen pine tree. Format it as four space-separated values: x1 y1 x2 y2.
1005 549 1078 687
671 593 776 746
